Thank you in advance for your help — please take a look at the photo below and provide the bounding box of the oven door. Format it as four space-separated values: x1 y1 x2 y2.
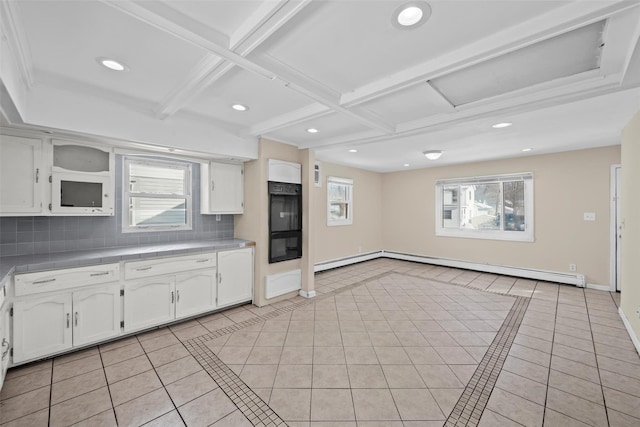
269 193 301 232
269 230 302 263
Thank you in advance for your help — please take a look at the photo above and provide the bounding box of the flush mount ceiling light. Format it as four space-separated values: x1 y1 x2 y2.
403 163 410 167
232 104 248 111
306 128 319 133
423 150 443 160
393 1 431 29
492 122 512 129
522 148 533 152
348 149 357 153
97 57 127 71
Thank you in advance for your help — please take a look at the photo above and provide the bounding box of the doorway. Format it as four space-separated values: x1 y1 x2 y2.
611 165 622 292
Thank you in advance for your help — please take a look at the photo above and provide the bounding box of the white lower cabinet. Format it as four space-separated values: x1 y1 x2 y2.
217 248 253 308
13 284 121 363
1 302 12 390
123 269 217 333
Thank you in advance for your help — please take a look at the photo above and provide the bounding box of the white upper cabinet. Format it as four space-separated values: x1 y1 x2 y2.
0 134 45 215
50 140 114 216
201 161 244 214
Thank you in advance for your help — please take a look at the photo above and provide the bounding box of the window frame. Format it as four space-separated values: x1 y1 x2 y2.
435 172 534 242
327 176 353 226
122 156 192 233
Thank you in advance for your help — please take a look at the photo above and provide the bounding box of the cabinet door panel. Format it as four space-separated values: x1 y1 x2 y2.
73 284 121 346
175 270 216 320
13 294 72 363
124 278 175 333
0 135 43 214
0 304 11 390
203 162 243 214
217 248 253 308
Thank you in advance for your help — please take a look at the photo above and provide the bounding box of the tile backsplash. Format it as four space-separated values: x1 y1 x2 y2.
0 156 234 256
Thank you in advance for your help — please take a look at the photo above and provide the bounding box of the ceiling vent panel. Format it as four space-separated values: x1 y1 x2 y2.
429 20 606 106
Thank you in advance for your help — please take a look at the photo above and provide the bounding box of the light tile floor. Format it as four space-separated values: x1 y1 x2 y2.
1 259 638 426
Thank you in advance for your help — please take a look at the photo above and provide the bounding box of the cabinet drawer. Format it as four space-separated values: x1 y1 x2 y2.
124 252 216 280
14 264 120 296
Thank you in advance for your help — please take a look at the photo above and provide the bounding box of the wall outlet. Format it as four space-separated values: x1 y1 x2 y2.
583 212 596 221
569 264 577 272
216 214 221 222
357 246 362 253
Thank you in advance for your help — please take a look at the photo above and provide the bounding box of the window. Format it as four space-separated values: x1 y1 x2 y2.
123 157 192 232
327 176 353 226
435 173 533 241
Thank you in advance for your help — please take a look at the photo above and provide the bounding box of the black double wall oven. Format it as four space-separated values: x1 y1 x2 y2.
268 181 302 263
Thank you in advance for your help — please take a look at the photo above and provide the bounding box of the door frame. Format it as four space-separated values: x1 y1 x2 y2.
610 164 621 292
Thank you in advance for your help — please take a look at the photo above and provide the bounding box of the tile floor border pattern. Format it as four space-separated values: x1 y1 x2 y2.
184 269 522 427
445 295 530 426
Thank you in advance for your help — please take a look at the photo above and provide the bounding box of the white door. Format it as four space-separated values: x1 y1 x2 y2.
210 162 243 213
175 270 217 319
217 248 254 307
615 166 622 292
13 294 73 363
73 285 121 346
0 304 11 390
124 278 175 333
0 135 43 214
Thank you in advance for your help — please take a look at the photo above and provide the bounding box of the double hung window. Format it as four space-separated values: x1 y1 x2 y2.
123 157 192 232
435 173 533 241
327 176 353 226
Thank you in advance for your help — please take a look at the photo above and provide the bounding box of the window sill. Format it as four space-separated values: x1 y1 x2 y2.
436 229 534 242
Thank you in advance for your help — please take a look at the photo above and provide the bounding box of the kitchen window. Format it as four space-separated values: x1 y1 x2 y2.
123 157 192 232
435 173 534 241
327 176 353 226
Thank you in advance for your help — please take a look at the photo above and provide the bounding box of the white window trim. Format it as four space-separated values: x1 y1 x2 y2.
435 173 534 242
327 176 353 226
122 156 192 233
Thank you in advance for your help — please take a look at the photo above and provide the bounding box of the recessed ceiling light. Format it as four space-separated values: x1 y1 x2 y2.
492 122 512 129
348 149 357 153
97 57 127 71
232 104 248 111
306 128 319 133
423 150 443 160
393 2 431 29
522 148 533 152
403 163 410 167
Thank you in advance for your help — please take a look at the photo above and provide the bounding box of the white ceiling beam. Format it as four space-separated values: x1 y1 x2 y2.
154 0 311 119
0 0 34 89
248 103 331 136
340 0 640 108
600 8 640 80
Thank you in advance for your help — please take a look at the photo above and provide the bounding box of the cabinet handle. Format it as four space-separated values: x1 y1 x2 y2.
75 312 78 326
90 272 110 277
171 291 175 303
195 259 209 263
211 180 215 192
33 278 56 285
66 313 70 328
1 338 9 359
136 266 152 271
35 168 40 183
176 290 180 302
218 273 222 284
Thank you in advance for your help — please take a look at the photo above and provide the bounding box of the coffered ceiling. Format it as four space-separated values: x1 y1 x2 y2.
1 0 639 171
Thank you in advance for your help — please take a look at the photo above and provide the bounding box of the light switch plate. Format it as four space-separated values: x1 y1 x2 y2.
584 212 596 221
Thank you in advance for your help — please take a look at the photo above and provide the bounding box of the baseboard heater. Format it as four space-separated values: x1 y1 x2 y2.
314 250 587 287
265 269 302 299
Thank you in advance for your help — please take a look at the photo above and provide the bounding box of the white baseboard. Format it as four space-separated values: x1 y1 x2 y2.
314 251 383 272
299 290 317 298
618 307 640 355
586 283 611 291
314 250 590 287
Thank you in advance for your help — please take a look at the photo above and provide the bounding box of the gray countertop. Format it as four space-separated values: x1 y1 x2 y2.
0 239 254 290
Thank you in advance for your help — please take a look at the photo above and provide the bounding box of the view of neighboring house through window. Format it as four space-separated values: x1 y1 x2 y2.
436 173 533 241
327 176 353 226
123 157 192 232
